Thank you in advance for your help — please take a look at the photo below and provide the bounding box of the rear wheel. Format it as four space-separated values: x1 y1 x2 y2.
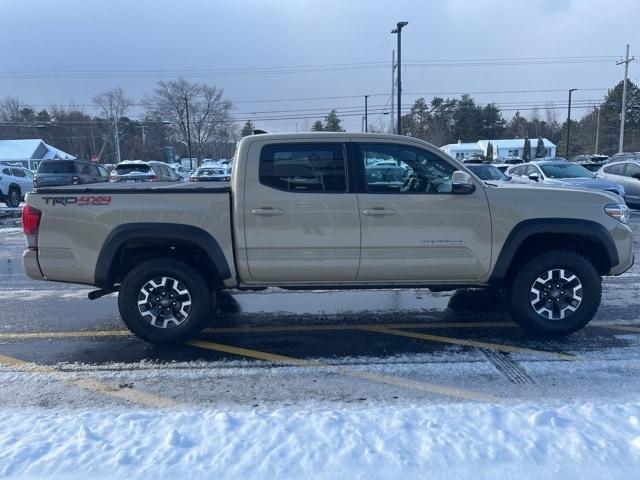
118 258 214 344
508 250 601 336
5 187 20 208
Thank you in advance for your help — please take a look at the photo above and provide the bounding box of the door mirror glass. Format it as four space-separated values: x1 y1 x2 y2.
452 171 476 194
528 172 540 181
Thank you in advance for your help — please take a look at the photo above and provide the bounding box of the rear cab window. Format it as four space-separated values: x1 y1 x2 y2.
114 164 151 175
259 143 347 192
37 161 77 174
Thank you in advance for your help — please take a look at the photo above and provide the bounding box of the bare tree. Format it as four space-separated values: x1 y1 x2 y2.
142 78 234 163
0 97 26 123
93 87 132 121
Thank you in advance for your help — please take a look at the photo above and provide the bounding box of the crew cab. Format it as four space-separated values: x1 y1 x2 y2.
22 133 634 343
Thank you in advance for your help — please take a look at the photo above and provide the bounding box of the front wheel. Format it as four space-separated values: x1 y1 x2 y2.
5 187 20 208
118 259 214 344
508 250 601 336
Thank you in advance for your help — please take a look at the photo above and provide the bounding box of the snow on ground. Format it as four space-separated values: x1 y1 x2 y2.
0 403 639 480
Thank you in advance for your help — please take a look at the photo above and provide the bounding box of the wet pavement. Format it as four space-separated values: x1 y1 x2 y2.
1 209 640 408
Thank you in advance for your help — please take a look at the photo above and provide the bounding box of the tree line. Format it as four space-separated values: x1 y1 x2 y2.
399 80 640 156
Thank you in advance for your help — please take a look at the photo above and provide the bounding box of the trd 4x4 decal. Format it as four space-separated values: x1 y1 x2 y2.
41 196 112 206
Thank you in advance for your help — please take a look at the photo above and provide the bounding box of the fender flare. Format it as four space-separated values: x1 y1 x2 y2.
94 223 231 288
490 218 619 282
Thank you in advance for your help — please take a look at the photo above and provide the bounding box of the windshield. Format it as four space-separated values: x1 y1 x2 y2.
468 165 509 181
540 163 594 179
37 161 77 174
197 168 225 176
114 164 151 175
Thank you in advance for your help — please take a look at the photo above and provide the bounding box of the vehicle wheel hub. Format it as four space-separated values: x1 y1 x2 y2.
530 268 583 320
137 276 192 328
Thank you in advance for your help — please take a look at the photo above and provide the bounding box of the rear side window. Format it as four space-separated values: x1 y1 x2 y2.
37 161 76 174
114 164 151 175
626 163 640 179
2 168 11 176
259 143 346 192
10 168 26 178
604 163 626 175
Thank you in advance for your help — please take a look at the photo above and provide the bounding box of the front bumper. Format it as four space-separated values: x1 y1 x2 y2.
22 249 45 280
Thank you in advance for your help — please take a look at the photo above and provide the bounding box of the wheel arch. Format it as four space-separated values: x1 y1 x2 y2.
95 223 232 289
490 218 618 284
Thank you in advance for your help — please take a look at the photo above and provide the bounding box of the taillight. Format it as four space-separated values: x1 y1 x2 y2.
189 177 197 182
71 175 80 185
22 205 42 248
147 175 158 182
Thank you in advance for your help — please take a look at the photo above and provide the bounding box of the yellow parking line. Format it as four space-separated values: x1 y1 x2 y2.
0 353 177 408
360 327 578 361
186 339 497 402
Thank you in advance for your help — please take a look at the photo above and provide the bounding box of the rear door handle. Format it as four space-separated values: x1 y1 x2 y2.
362 207 395 216
251 207 284 216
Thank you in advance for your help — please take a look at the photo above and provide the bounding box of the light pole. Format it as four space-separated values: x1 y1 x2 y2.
183 97 193 169
364 95 369 132
391 21 408 135
566 88 577 158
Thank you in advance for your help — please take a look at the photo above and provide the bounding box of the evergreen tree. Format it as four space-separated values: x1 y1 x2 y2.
523 137 531 161
535 137 546 158
311 120 324 131
323 109 344 132
240 120 255 137
480 104 506 139
486 142 494 161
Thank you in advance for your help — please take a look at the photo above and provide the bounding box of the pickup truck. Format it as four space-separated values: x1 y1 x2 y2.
22 133 633 343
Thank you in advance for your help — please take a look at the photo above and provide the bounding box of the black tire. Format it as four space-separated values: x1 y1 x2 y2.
5 187 20 208
508 250 601 336
118 258 214 344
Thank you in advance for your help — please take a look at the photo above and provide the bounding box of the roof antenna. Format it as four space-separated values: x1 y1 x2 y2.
253 129 268 135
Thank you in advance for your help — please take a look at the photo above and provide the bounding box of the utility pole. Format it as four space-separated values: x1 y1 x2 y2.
364 95 369 132
594 106 601 154
566 88 577 158
391 22 408 135
617 44 635 153
113 118 121 163
184 97 193 169
140 124 146 160
390 50 396 133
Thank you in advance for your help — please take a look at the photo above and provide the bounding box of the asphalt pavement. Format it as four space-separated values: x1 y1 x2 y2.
1 209 640 409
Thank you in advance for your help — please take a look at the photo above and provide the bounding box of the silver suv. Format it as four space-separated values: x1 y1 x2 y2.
109 160 179 183
597 160 640 208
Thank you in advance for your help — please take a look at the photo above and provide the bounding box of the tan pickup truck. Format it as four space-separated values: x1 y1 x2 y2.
22 133 633 343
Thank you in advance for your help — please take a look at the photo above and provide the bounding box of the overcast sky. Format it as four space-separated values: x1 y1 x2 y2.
1 0 639 133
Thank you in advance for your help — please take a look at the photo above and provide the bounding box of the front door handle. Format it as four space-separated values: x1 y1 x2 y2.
251 207 284 216
362 207 395 216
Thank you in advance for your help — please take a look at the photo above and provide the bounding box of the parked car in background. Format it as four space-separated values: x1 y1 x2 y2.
597 160 640 208
489 157 525 172
33 160 108 189
189 166 232 182
507 160 626 198
465 164 531 184
607 152 640 164
109 160 179 183
571 154 609 172
169 163 191 182
0 163 34 207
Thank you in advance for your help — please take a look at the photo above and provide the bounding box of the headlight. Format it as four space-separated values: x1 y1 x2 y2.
604 203 630 224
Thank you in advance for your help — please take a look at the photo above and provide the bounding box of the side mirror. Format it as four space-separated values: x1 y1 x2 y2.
452 170 476 194
528 173 540 181
633 173 640 181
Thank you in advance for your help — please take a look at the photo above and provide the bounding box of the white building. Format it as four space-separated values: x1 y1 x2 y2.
440 141 484 160
476 138 556 159
0 139 75 170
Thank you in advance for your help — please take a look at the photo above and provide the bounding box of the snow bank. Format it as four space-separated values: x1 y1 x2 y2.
1 403 639 480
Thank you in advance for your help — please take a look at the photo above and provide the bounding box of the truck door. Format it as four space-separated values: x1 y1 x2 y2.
355 142 492 282
243 141 360 283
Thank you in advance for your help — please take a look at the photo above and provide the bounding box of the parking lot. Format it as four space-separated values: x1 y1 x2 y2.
1 210 640 409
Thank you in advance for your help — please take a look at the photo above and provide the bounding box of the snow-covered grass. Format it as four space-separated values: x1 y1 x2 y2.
0 403 639 480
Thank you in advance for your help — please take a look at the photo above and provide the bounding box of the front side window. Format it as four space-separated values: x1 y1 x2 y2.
361 143 455 194
625 163 640 179
605 163 626 175
259 143 346 193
